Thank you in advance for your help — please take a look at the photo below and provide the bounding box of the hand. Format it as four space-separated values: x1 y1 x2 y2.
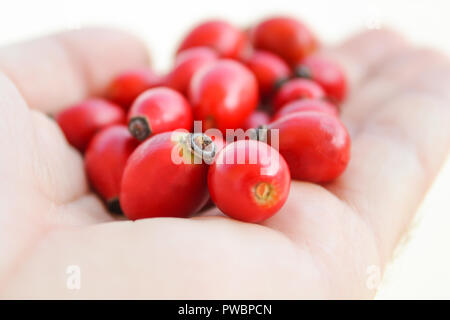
0 28 448 299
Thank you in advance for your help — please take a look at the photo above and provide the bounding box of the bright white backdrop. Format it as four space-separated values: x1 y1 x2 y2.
0 0 449 299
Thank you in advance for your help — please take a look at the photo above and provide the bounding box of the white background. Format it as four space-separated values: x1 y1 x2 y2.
0 0 449 299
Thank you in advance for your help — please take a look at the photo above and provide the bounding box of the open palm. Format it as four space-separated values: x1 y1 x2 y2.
0 28 449 299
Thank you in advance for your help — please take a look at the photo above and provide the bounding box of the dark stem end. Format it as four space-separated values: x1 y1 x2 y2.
274 77 290 91
189 133 216 163
256 125 269 143
106 197 123 215
294 65 312 79
129 116 152 141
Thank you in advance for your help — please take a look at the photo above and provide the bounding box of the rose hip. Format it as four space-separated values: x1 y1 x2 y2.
84 125 139 213
120 131 214 220
264 112 350 182
127 87 193 141
243 110 271 130
208 140 291 223
165 47 218 95
244 50 291 97
106 68 164 109
272 78 325 111
250 16 318 66
272 98 338 121
295 55 347 103
189 59 258 133
177 20 247 59
56 98 125 152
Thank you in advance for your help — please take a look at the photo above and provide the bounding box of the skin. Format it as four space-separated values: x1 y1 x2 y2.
0 27 449 299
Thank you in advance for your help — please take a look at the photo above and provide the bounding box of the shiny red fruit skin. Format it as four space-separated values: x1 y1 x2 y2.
296 55 347 103
273 78 325 111
177 20 247 59
128 87 193 139
244 50 291 97
243 110 271 130
251 16 318 66
208 140 291 223
56 98 125 152
85 125 139 201
268 112 350 182
120 131 210 220
272 98 338 121
189 59 258 133
165 47 219 95
106 69 163 109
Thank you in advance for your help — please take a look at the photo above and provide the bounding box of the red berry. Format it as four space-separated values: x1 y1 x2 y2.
295 55 347 103
272 98 338 121
266 112 350 182
56 98 125 152
84 125 139 213
273 78 325 111
106 69 163 109
251 16 318 66
127 87 193 141
244 50 291 97
120 131 214 220
243 110 271 130
208 140 291 223
189 59 258 133
177 20 247 59
165 47 219 95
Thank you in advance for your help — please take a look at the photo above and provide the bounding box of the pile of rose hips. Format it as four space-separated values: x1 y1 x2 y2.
55 17 350 223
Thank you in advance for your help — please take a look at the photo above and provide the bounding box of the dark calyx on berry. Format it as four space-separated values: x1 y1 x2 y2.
188 133 216 163
129 116 152 141
255 125 269 143
294 65 312 79
107 197 123 215
274 77 291 91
